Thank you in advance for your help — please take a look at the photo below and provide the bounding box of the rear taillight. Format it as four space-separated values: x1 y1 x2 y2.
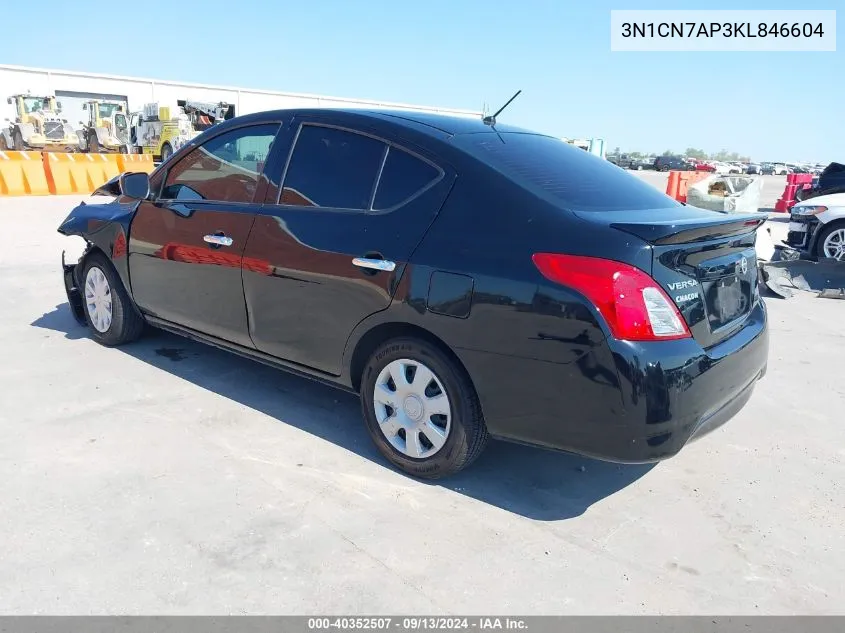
532 253 691 342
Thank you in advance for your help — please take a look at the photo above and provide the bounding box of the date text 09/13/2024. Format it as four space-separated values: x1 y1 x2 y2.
307 617 528 630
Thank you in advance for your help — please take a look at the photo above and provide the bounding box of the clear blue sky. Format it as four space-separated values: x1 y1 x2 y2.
0 0 840 162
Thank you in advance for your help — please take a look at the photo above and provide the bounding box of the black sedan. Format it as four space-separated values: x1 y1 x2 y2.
58 109 769 478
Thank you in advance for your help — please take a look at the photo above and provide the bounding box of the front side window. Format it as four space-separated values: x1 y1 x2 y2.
160 123 280 203
281 125 385 209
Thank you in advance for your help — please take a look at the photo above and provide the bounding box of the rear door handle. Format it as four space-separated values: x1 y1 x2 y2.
204 234 234 247
352 257 396 272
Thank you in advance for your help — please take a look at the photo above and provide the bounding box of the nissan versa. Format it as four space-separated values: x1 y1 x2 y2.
57 109 769 478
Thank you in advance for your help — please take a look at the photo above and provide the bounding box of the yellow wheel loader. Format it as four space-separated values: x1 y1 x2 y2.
0 94 80 152
79 100 130 153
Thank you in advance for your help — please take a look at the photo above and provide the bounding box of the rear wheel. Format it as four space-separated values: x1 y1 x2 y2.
81 253 145 346
0 134 7 150
88 132 100 153
12 128 24 150
360 337 489 479
817 223 845 262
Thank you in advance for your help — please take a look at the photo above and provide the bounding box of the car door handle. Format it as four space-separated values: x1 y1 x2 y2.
352 257 396 272
203 234 234 247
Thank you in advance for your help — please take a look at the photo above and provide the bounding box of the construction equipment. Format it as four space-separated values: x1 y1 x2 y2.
0 93 80 152
128 100 235 161
79 100 130 153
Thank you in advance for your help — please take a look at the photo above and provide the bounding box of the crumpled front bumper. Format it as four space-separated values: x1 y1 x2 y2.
785 215 821 254
62 250 87 326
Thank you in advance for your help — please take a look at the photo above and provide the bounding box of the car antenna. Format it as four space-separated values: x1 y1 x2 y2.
482 90 522 126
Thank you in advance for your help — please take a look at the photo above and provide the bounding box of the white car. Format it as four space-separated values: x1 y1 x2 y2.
713 161 739 176
786 192 845 261
772 164 790 176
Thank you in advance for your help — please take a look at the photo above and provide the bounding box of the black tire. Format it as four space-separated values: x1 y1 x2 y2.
12 128 24 151
660 165 669 172
815 221 845 261
80 252 145 347
360 337 489 479
160 143 172 162
88 132 99 153
0 134 7 151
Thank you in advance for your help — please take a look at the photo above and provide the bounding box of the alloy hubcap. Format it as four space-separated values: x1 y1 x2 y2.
823 229 845 262
84 266 113 333
373 358 452 459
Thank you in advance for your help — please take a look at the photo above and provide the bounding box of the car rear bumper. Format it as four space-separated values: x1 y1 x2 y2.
462 300 768 463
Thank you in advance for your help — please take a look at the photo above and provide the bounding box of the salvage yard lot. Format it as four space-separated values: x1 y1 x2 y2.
1 192 842 614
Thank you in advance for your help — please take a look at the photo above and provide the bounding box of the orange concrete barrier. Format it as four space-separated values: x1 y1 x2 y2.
82 153 121 189
0 150 51 196
677 171 710 204
666 170 711 203
665 171 682 200
116 153 155 174
43 152 95 194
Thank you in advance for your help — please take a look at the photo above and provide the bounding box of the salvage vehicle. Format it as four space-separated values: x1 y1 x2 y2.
786 192 845 261
0 93 79 151
57 108 769 479
128 101 233 161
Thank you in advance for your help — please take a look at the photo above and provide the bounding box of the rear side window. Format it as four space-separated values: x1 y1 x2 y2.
160 123 279 203
373 147 441 210
281 125 385 209
454 133 680 212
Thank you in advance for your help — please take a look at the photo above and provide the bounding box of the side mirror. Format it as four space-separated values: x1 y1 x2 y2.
119 172 151 200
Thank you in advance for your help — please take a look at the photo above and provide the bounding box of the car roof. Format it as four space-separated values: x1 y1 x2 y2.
220 107 537 137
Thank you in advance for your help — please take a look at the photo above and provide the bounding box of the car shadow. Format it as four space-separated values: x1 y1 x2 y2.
31 304 655 521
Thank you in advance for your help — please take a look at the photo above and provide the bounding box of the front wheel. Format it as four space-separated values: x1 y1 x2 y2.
81 253 145 346
12 128 24 150
360 337 489 479
817 223 845 262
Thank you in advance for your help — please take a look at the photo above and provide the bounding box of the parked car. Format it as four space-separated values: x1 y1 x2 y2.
57 108 769 479
745 164 762 175
694 160 715 172
711 162 732 175
630 157 652 170
653 155 695 172
772 164 790 175
787 192 845 261
607 154 637 170
759 163 774 175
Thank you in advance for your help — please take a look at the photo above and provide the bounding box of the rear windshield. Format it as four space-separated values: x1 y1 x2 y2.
453 133 681 212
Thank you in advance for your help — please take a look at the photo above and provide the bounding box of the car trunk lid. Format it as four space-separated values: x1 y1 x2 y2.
574 208 765 348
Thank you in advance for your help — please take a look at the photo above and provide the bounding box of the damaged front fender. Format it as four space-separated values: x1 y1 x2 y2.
57 191 142 306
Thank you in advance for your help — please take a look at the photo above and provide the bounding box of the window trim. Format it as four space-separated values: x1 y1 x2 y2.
274 121 445 214
157 120 283 206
